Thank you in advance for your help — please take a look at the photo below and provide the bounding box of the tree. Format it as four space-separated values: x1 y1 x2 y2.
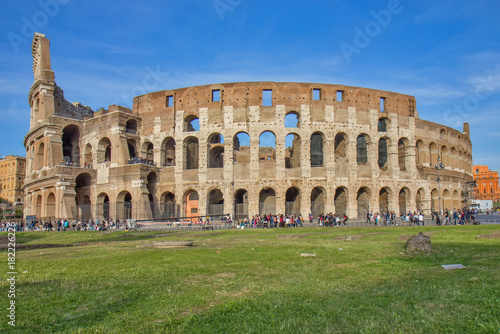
14 208 23 218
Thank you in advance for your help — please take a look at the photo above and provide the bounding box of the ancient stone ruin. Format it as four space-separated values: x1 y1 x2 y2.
406 232 431 253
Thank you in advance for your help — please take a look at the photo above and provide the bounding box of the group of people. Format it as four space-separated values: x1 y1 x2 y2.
431 208 480 225
0 218 128 232
128 157 156 166
240 214 306 228
317 213 349 227
238 213 350 228
364 211 424 226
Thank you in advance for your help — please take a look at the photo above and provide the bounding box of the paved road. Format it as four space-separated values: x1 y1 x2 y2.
476 213 500 224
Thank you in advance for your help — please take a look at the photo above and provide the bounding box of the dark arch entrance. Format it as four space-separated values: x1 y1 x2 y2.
310 187 325 219
285 187 300 215
379 188 390 214
62 125 80 164
234 189 249 222
357 187 370 218
334 187 348 216
75 173 92 221
208 189 224 216
259 188 276 215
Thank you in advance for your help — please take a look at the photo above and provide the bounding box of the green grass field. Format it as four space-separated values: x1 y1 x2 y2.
1 225 499 333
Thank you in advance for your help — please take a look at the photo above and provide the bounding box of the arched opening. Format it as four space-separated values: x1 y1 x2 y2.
75 173 92 221
443 189 451 211
234 189 249 221
335 133 348 177
105 145 111 162
46 193 55 219
379 187 391 214
147 172 158 219
452 190 460 210
399 188 410 215
185 190 199 220
431 188 439 212
161 192 176 218
429 142 438 166
35 195 42 218
125 119 137 134
378 138 389 170
334 187 348 215
441 146 449 167
378 118 388 132
124 192 132 219
97 193 110 221
161 137 176 166
450 147 457 169
184 137 199 170
311 187 325 219
127 139 137 160
142 142 154 163
357 187 370 218
439 129 446 139
259 131 276 162
334 133 347 161
97 137 111 163
62 125 80 164
208 133 224 168
398 138 409 171
310 132 324 167
285 133 301 168
416 140 425 164
233 132 250 164
184 115 199 132
284 112 299 128
285 187 300 215
416 188 424 212
36 142 45 170
357 135 368 164
208 189 224 216
259 188 276 215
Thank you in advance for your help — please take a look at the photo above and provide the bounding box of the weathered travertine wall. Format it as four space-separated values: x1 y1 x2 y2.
23 34 473 222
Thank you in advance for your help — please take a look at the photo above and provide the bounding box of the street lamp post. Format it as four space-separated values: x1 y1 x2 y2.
435 150 445 221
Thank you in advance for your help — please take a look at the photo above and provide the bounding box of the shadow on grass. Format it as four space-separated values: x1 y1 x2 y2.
12 280 149 333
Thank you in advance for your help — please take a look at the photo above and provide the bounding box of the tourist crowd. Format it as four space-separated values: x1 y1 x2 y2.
0 208 490 232
0 218 128 232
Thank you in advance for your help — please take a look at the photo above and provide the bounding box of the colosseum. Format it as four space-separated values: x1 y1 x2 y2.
23 33 474 223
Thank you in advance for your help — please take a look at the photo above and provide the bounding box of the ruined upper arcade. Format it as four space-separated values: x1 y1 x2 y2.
23 34 474 222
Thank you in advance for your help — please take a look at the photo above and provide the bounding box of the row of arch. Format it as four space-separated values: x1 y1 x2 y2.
30 172 464 221
29 122 472 176
416 140 472 170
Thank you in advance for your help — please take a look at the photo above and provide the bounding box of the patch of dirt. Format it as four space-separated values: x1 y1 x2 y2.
276 234 308 239
181 232 225 238
333 232 385 241
215 272 235 278
399 231 438 241
476 230 500 239
0 236 8 248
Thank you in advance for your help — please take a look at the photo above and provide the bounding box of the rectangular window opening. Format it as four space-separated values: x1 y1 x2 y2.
212 89 220 102
337 90 343 102
313 89 321 101
380 97 386 112
262 89 272 106
166 95 174 108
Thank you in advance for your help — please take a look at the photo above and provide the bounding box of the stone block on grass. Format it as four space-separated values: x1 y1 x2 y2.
406 232 431 254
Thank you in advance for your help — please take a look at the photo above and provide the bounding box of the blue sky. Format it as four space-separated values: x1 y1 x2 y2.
1 0 499 171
